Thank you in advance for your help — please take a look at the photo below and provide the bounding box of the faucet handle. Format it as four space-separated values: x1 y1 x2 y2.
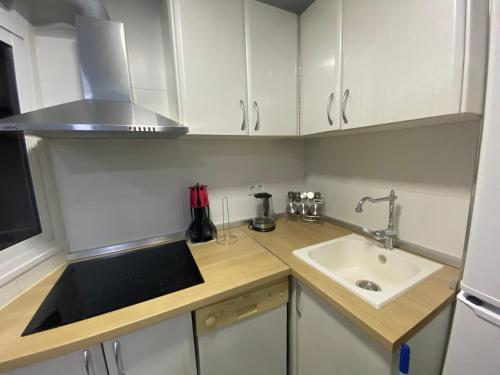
362 228 385 240
362 228 398 240
385 229 398 237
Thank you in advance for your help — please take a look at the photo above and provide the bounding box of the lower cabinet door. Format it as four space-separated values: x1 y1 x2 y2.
7 346 107 375
102 313 197 375
297 284 394 375
295 282 451 375
197 305 287 375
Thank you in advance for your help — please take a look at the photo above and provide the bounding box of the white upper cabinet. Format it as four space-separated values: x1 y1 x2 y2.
169 0 248 135
340 0 488 130
102 314 197 375
169 0 299 136
245 0 298 136
299 0 342 135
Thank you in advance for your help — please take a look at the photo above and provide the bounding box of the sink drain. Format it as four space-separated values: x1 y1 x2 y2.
356 280 382 292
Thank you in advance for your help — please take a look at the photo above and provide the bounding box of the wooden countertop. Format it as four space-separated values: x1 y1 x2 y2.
242 218 460 352
0 219 460 370
0 228 289 372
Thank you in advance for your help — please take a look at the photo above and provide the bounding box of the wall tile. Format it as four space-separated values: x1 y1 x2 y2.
50 140 183 202
50 139 305 252
0 280 19 310
15 251 66 293
305 122 480 258
34 35 81 84
133 89 170 118
167 90 179 121
125 28 168 91
33 0 171 108
39 81 83 107
102 0 163 36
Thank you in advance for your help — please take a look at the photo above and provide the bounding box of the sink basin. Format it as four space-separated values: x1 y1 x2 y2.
293 234 442 308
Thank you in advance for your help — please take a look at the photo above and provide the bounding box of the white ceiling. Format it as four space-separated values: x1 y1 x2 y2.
257 0 314 14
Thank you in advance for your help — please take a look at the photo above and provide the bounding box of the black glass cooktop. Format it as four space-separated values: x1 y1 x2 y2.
23 240 204 336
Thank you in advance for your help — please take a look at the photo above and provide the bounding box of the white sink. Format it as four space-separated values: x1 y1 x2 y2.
293 234 442 308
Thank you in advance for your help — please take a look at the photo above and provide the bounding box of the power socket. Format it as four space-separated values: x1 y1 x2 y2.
247 183 266 195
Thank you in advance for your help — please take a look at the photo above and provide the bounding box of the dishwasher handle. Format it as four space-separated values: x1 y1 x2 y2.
237 304 259 320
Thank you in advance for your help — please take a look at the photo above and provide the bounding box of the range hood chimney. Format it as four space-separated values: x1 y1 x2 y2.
77 15 131 102
0 11 188 138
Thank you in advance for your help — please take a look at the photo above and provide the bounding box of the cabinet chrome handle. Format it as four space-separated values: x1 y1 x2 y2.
327 92 334 126
253 101 260 131
296 284 302 317
112 341 126 375
240 99 246 131
82 350 92 375
342 89 350 125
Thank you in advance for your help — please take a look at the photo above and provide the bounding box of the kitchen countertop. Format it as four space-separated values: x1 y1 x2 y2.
0 219 460 371
0 228 289 372
242 218 460 352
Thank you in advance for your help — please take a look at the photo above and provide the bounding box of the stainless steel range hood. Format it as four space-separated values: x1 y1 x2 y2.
0 14 188 138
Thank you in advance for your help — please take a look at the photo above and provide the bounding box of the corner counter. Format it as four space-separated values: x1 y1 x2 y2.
242 218 460 351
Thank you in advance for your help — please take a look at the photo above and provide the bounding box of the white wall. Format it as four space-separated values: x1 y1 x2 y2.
34 34 82 107
33 0 176 118
29 0 306 255
102 0 178 118
50 138 305 252
305 122 480 260
29 0 480 262
0 252 66 309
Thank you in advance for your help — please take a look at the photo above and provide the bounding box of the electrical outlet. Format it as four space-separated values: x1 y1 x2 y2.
247 183 266 195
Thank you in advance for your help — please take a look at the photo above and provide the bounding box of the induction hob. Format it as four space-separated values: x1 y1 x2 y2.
23 240 204 336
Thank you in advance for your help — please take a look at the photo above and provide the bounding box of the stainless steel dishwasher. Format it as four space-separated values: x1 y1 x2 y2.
195 280 288 375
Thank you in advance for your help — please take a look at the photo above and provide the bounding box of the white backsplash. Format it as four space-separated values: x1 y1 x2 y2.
305 122 480 260
50 139 305 252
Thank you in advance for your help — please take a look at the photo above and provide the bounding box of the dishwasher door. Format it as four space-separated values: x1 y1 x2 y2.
195 281 288 375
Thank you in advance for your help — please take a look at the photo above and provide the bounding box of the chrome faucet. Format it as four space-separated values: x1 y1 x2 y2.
355 190 398 250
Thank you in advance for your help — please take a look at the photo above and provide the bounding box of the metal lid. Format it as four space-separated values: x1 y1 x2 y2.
254 192 272 199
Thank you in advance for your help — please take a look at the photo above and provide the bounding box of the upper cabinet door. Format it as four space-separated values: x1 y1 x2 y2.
341 0 468 129
102 314 197 375
170 0 248 135
245 0 298 136
299 0 342 135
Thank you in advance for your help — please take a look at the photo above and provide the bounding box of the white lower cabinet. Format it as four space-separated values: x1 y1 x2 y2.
3 313 197 375
291 280 451 375
102 313 197 375
6 346 107 375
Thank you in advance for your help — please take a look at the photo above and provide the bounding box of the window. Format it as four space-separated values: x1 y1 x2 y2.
0 39 43 250
0 132 42 250
0 24 66 287
0 40 20 117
